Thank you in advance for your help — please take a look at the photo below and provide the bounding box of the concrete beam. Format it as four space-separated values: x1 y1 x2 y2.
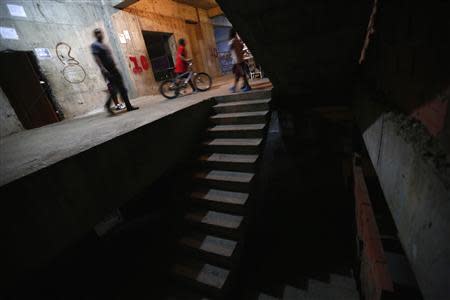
354 91 450 300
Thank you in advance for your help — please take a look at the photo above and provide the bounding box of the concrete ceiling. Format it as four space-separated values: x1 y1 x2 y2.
173 0 218 10
216 0 371 107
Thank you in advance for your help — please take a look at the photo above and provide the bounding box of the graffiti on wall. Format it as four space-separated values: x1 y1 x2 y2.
218 51 233 74
129 55 150 74
56 42 86 84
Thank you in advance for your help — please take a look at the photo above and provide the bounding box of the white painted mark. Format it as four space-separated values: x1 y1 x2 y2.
123 30 131 40
0 26 19 40
119 33 126 44
7 4 27 18
34 48 52 59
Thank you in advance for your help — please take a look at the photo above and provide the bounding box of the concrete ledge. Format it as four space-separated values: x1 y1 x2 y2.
0 92 219 276
0 94 212 187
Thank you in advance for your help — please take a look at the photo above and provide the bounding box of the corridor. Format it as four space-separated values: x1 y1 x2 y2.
1 1 449 300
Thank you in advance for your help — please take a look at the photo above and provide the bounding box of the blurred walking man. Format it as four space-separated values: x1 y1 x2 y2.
229 29 251 93
91 28 138 115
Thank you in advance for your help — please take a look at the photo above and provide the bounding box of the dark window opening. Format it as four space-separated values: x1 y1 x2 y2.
142 31 175 82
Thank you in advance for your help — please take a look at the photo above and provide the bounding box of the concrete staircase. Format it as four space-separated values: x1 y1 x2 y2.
169 89 272 299
258 273 360 300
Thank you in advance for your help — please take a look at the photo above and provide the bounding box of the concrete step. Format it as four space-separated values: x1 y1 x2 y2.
329 274 357 290
194 170 254 192
180 232 238 267
185 210 244 238
172 259 230 297
210 111 269 125
214 90 271 103
203 138 263 154
283 285 308 300
213 99 270 114
308 279 359 299
259 293 280 300
199 153 259 172
191 188 249 214
208 124 266 139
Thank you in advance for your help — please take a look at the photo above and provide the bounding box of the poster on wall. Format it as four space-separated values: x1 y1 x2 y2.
34 48 52 59
118 33 126 44
0 26 19 40
123 30 131 40
7 4 27 18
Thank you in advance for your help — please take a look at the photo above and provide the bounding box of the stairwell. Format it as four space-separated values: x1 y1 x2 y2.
168 90 272 299
259 273 359 300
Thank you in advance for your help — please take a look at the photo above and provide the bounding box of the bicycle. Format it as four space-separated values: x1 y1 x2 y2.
159 63 212 99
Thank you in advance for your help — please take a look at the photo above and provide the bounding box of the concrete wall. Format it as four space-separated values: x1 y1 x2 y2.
0 98 214 279
0 1 133 119
110 9 158 95
354 93 450 299
125 0 221 78
356 2 450 298
359 0 450 133
217 0 449 298
0 0 220 124
0 86 23 138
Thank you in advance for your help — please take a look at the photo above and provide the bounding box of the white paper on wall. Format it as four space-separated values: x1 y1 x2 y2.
118 33 126 44
34 48 52 59
123 30 131 40
0 26 19 40
7 4 27 17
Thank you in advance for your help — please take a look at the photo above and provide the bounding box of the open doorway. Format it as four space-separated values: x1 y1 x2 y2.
212 15 233 74
142 31 175 81
0 51 60 130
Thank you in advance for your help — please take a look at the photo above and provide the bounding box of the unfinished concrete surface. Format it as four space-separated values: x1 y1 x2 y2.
0 86 23 138
0 76 270 277
0 0 222 123
1 0 449 298
0 1 130 118
355 95 450 299
124 0 221 78
216 0 450 298
0 79 230 186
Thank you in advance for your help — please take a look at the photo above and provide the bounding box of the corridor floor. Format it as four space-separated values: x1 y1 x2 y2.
0 77 271 187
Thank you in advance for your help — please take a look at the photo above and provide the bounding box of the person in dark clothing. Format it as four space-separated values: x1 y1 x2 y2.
91 28 138 114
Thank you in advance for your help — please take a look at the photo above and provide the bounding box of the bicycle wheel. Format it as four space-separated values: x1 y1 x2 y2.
193 72 212 91
159 79 179 99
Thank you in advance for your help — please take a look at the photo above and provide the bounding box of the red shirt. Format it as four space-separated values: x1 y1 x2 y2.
175 45 188 74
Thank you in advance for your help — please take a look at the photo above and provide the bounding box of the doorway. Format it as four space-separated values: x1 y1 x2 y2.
0 51 60 129
142 31 175 81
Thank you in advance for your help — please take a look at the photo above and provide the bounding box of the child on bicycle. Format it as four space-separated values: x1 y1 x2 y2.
175 38 197 93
